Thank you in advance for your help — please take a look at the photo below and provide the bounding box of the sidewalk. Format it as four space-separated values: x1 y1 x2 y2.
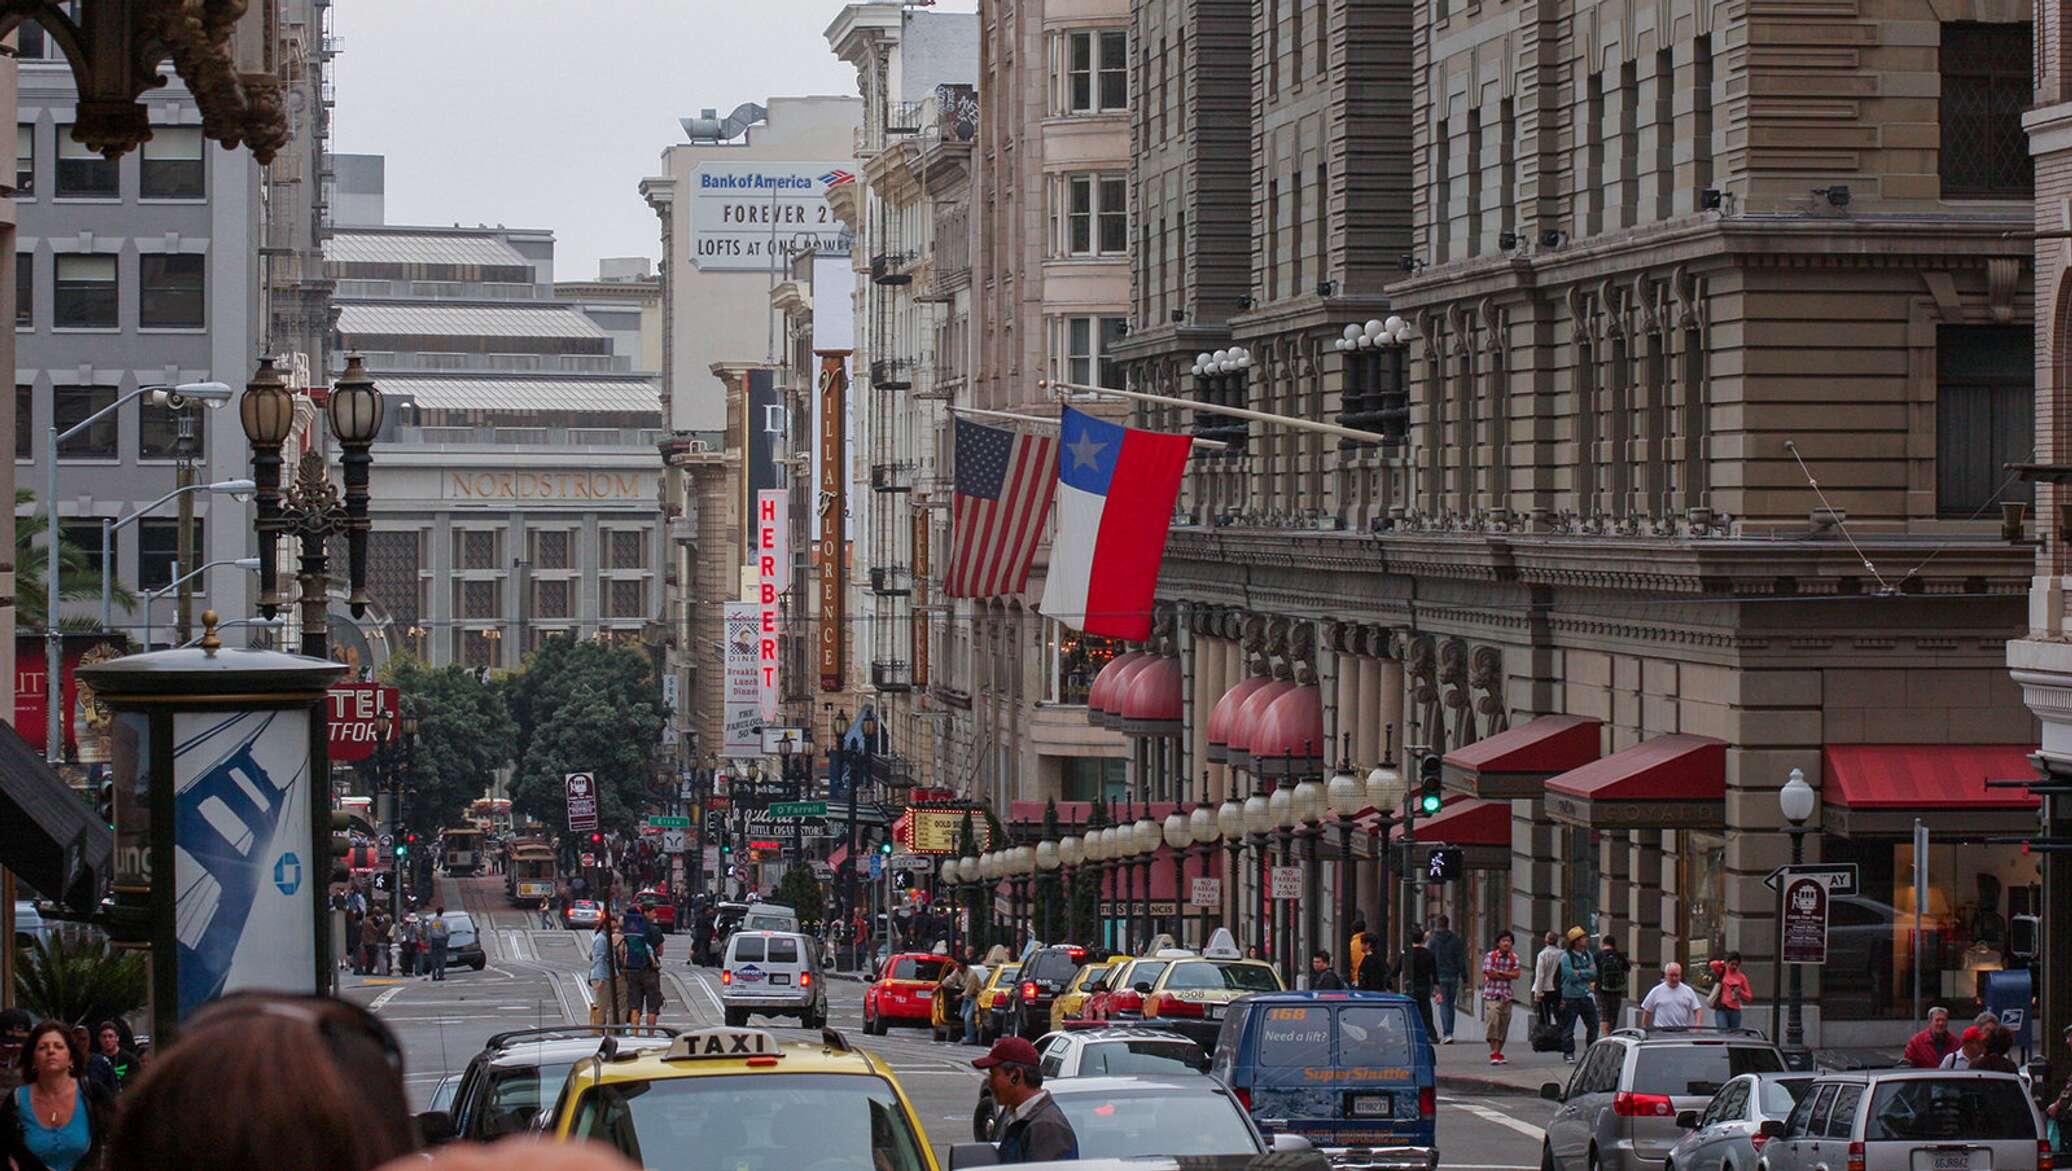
1429 997 1571 1097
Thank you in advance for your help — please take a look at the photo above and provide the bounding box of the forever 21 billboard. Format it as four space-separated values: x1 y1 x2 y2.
689 162 857 272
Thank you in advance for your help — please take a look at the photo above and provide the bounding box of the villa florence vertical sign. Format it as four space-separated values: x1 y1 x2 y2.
816 359 847 692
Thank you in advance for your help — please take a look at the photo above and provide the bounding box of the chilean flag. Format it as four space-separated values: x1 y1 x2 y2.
1037 406 1193 640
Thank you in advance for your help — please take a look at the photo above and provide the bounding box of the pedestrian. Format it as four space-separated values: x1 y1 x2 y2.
1639 961 1705 1029
589 914 624 1025
1939 1026 1987 1070
1975 1024 2019 1073
1709 952 1753 1030
618 907 664 1028
1348 918 1369 983
1310 950 1347 990
961 951 986 1044
935 957 967 1043
1401 931 1439 1050
360 911 385 976
539 897 553 930
1531 931 1563 1029
67 1030 115 1099
425 904 451 982
1481 930 1523 1065
2 1019 116 1171
90 1026 134 1094
1355 933 1390 991
1552 927 1599 1060
1595 934 1629 1031
1244 944 1263 961
1904 1006 1958 1068
105 993 416 1171
0 1009 30 1097
1428 915 1467 1045
972 1038 1079 1163
2046 1025 2072 1143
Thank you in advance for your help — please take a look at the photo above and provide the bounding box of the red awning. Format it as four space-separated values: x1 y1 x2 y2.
1119 657 1183 737
1544 734 1725 829
1088 650 1148 726
1402 797 1510 847
1442 714 1603 799
889 810 911 849
1229 679 1299 772
1822 744 2041 836
827 844 849 871
1206 676 1274 763
1098 655 1159 731
1252 686 1324 778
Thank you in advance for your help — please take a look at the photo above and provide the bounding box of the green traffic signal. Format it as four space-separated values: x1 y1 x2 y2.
1417 754 1444 815
879 841 893 855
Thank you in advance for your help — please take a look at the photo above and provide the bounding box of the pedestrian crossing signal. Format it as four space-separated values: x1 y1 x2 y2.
1427 846 1463 882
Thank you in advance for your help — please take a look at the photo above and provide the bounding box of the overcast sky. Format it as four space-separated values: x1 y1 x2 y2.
330 0 877 280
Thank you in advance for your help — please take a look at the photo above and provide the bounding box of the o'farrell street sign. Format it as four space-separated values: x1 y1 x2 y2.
1762 863 1858 897
770 801 827 818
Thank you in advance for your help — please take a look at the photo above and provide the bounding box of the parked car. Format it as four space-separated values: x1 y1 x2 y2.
1053 960 1115 1032
444 910 486 971
1079 956 1178 1022
720 930 828 1028
1139 943 1284 1048
865 952 957 1035
418 1026 676 1144
1211 990 1437 1169
949 1076 1306 1169
1754 1071 2045 1171
741 903 799 935
972 1026 1212 1140
1541 1028 1788 1171
632 889 676 933
1665 1074 1813 1171
1008 944 1093 1038
562 900 602 930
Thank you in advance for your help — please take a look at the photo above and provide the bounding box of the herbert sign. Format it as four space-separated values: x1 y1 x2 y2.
565 771 599 833
326 682 398 764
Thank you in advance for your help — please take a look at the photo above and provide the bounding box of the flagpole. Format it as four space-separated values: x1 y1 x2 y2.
1037 378 1392 446
948 403 1230 451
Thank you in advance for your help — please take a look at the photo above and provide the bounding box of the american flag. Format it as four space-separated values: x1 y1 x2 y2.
945 417 1058 598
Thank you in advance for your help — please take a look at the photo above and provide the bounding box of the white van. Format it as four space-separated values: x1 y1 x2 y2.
722 930 827 1028
739 903 799 935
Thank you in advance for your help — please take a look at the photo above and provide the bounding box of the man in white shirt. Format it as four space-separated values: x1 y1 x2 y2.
1641 962 1706 1028
1532 932 1564 1027
1939 1026 1986 1069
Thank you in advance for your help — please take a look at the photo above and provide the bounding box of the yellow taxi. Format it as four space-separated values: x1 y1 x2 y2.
1138 930 1284 1047
974 963 1021 1043
1049 960 1113 1032
544 1026 940 1171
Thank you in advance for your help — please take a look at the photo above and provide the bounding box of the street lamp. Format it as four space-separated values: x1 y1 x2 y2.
140 558 262 648
1779 767 1817 1061
1218 799 1245 938
1268 782 1297 974
1133 817 1159 947
1059 834 1083 941
1326 742 1365 968
101 478 255 630
43 379 232 761
1163 812 1190 942
1367 760 1407 957
1244 792 1272 958
1293 767 1328 975
1189 804 1218 946
1084 830 1108 947
1113 824 1138 951
1036 839 1061 942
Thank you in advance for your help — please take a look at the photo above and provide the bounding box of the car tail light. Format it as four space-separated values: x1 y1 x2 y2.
1068 947 1086 958
800 973 812 987
1419 1087 1436 1117
1234 1087 1251 1111
721 970 732 986
1023 981 1039 1002
1613 1093 1675 1118
1846 1143 1865 1171
2042 1141 2055 1171
1113 991 1143 1013
1153 993 1204 1018
1750 1132 1770 1153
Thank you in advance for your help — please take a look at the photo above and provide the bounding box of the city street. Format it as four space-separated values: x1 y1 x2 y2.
346 875 1555 1167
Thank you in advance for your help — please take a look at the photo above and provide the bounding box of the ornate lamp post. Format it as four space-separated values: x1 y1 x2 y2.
1059 834 1083 942
1188 804 1217 946
1096 827 1120 950
1326 742 1365 966
1134 817 1161 946
1366 759 1407 957
1268 781 1297 974
1243 792 1272 958
1293 766 1328 973
1778 767 1817 1062
1217 799 1245 939
1036 839 1061 941
1164 811 1192 943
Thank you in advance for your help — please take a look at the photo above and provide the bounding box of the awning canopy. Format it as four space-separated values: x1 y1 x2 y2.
1087 650 1148 728
1228 679 1298 773
1377 796 1511 869
1443 714 1603 799
827 844 849 872
1823 744 2041 837
0 722 110 911
1119 657 1183 738
1252 686 1324 778
1545 734 1726 830
1096 655 1158 732
1205 676 1273 763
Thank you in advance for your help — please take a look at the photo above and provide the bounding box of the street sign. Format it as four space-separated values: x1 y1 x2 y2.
760 725 810 754
647 815 692 829
580 852 598 868
868 853 884 879
811 860 835 881
770 801 827 818
889 853 932 874
1189 876 1222 907
1427 846 1464 882
1269 866 1303 901
378 833 393 852
1763 862 1858 897
565 771 599 832
1781 873 1830 964
326 682 399 764
661 828 688 854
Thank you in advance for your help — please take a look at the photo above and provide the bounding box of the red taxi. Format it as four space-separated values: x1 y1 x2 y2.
864 952 956 1035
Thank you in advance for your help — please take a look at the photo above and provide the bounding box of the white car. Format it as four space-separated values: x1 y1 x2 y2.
973 1026 1210 1139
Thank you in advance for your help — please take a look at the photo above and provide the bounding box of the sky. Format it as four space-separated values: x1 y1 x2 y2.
330 0 873 280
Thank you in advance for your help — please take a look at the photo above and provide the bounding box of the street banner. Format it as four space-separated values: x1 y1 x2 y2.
172 709 316 1019
565 772 598 833
815 356 848 692
1189 876 1222 907
1268 866 1303 901
755 490 786 723
1782 873 1830 965
722 602 761 756
325 682 398 764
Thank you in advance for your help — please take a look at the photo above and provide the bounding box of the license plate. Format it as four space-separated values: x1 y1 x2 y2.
915 990 932 1000
1350 1093 1394 1118
770 974 790 985
1204 1005 1225 1020
1931 1154 1973 1171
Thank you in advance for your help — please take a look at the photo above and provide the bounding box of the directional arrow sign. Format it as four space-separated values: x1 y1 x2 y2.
1762 862 1858 897
646 815 692 830
770 801 827 818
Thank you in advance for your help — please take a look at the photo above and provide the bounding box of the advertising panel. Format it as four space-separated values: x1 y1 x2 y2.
325 682 398 764
722 602 762 757
815 358 848 691
690 162 856 272
902 808 991 855
755 489 786 722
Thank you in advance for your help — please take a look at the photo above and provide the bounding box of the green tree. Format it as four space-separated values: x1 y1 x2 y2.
16 488 134 632
774 862 825 930
377 657 515 832
1070 801 1108 948
13 933 147 1025
504 636 665 835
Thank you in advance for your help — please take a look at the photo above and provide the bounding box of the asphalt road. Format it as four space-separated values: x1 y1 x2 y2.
345 874 1555 1169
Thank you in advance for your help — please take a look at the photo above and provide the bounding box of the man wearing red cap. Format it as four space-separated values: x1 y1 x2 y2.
973 1037 1078 1162
1939 1025 1987 1070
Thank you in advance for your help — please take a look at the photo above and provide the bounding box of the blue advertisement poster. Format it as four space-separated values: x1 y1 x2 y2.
172 709 314 1019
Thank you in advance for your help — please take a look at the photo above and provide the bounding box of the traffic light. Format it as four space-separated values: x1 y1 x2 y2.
879 840 894 855
590 833 603 846
95 779 114 828
330 811 354 882
1417 754 1443 816
719 829 732 858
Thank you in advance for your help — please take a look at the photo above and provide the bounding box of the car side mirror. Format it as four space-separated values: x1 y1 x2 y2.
1270 1133 1316 1153
1676 1111 1700 1130
1134 981 1154 994
948 1142 1002 1170
1759 1120 1786 1140
414 1110 457 1146
1540 1083 1564 1102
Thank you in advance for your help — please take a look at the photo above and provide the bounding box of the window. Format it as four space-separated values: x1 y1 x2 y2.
54 127 116 197
1940 23 2033 198
139 253 204 328
15 385 30 459
531 529 571 569
1824 1085 1863 1138
15 252 29 327
1937 325 2034 516
1056 315 1128 387
456 529 499 570
59 520 110 578
533 579 569 619
1060 174 1128 257
137 518 202 589
1866 1077 2037 1141
53 255 115 327
15 125 31 196
1631 1046 1784 1099
1062 29 1128 113
139 399 206 460
607 578 644 618
459 580 497 619
16 21 42 59
52 385 115 458
608 529 646 570
140 127 204 199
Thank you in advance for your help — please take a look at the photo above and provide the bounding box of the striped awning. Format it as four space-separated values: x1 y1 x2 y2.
382 376 660 414
337 302 606 340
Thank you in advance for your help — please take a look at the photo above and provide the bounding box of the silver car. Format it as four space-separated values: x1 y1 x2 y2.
1755 1071 2044 1171
1665 1074 1813 1171
1542 1028 1787 1171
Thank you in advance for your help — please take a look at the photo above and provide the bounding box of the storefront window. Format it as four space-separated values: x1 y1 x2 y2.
1047 621 1121 704
1683 831 1727 994
1061 756 1127 803
1563 826 1600 936
1821 836 2038 1021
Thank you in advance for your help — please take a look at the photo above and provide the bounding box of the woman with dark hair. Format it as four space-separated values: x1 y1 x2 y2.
107 994 417 1171
1 1019 115 1171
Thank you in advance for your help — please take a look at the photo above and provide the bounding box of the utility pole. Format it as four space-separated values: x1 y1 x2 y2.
173 406 198 643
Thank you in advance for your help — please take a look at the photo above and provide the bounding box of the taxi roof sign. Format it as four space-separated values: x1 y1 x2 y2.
1202 927 1241 960
665 1027 781 1061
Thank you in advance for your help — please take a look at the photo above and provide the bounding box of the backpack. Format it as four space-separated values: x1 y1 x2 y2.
427 917 449 945
621 913 652 970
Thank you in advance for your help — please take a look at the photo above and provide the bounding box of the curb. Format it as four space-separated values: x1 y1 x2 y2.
1437 1072 1553 1099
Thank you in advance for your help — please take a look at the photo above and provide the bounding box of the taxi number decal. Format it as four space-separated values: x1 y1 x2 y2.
1266 1007 1313 1022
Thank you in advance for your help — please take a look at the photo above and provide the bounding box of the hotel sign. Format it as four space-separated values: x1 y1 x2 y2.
444 470 653 501
755 489 786 722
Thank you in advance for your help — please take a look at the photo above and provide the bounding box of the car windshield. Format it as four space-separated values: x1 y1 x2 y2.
1762 1078 1815 1116
482 1060 577 1138
429 1076 460 1113
1081 1041 1211 1076
1122 961 1169 989
733 939 766 963
1026 950 1086 982
569 1072 932 1171
1633 1046 1786 1098
890 958 951 982
1164 962 1282 992
1054 1088 1260 1158
1866 1078 2038 1142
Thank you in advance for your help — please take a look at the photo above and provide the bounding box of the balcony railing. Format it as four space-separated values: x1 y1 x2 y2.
870 358 913 391
871 660 914 693
1338 347 1409 449
869 566 912 597
870 253 915 286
